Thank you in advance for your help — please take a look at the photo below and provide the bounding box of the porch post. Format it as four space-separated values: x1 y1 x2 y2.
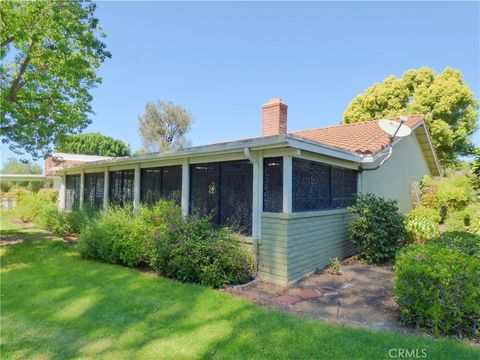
181 159 190 216
59 174 66 211
250 152 263 240
103 168 109 210
134 164 141 209
79 170 85 209
283 155 292 213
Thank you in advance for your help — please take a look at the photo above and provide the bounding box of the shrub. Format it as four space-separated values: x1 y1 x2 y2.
38 188 58 202
421 175 476 212
395 243 480 337
348 194 408 263
37 205 71 235
405 207 440 243
79 205 153 267
37 206 96 236
445 203 480 234
151 216 254 288
1 188 31 201
14 192 55 222
428 231 480 258
78 200 254 288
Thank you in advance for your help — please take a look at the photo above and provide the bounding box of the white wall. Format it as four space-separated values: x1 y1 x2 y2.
360 131 432 213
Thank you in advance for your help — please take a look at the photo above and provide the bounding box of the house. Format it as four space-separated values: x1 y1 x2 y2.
55 98 442 285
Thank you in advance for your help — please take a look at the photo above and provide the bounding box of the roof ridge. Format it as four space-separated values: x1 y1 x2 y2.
290 114 425 134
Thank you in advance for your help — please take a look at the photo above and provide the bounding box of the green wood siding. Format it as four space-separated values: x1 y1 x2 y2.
260 210 355 285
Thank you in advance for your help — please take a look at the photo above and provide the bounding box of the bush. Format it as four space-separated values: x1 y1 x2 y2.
445 203 480 234
79 205 153 267
405 207 440 243
395 243 480 337
151 216 254 288
38 188 58 202
37 206 96 236
421 175 476 212
428 231 480 258
78 200 254 288
37 205 71 235
14 192 55 222
348 194 408 263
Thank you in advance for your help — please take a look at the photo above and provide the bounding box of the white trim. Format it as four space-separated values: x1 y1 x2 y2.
79 170 85 209
181 159 190 217
420 122 443 176
52 152 113 161
103 168 109 210
244 147 262 240
262 208 348 220
59 175 66 211
0 174 51 182
133 164 141 209
283 155 292 213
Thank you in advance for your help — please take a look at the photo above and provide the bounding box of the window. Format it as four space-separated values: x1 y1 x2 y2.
66 174 81 211
84 172 104 210
141 166 182 205
292 158 357 212
190 160 253 235
109 170 134 206
263 157 283 212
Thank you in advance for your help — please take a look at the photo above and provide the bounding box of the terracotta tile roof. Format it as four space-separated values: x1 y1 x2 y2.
291 115 425 155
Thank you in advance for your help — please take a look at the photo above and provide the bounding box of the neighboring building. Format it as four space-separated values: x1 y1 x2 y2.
57 98 442 285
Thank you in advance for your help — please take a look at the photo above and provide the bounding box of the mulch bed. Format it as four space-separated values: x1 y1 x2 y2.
224 258 417 335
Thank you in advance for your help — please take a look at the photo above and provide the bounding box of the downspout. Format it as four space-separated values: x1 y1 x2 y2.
244 147 260 274
360 117 406 173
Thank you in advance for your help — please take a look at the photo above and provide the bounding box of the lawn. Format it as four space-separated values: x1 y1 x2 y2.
0 214 478 360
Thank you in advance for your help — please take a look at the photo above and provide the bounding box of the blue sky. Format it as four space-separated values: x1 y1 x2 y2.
2 1 479 167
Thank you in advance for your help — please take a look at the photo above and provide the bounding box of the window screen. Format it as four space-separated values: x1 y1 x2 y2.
141 166 182 205
292 158 357 212
263 157 283 212
331 166 358 208
66 174 81 211
109 170 134 206
292 158 330 211
84 173 104 210
190 163 220 223
220 161 253 235
190 160 253 235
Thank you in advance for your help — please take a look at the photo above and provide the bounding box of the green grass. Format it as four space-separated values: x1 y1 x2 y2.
1 214 478 359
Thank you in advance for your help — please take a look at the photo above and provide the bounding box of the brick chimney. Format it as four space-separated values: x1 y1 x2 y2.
262 98 288 136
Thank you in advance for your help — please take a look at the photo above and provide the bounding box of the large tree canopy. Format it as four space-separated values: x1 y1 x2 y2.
343 67 479 165
0 1 111 159
138 100 193 153
56 133 131 157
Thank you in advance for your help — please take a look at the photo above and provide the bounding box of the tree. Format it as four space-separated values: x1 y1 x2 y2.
0 1 111 159
343 67 479 166
471 147 480 190
138 100 193 153
0 157 43 192
56 133 131 157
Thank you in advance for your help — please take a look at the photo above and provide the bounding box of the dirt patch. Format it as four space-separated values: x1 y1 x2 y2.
225 261 418 335
0 233 24 247
63 234 78 243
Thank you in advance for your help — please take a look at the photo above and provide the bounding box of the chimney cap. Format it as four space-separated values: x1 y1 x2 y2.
262 98 287 107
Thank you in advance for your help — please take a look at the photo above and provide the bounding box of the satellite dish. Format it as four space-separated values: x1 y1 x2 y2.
378 119 412 138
